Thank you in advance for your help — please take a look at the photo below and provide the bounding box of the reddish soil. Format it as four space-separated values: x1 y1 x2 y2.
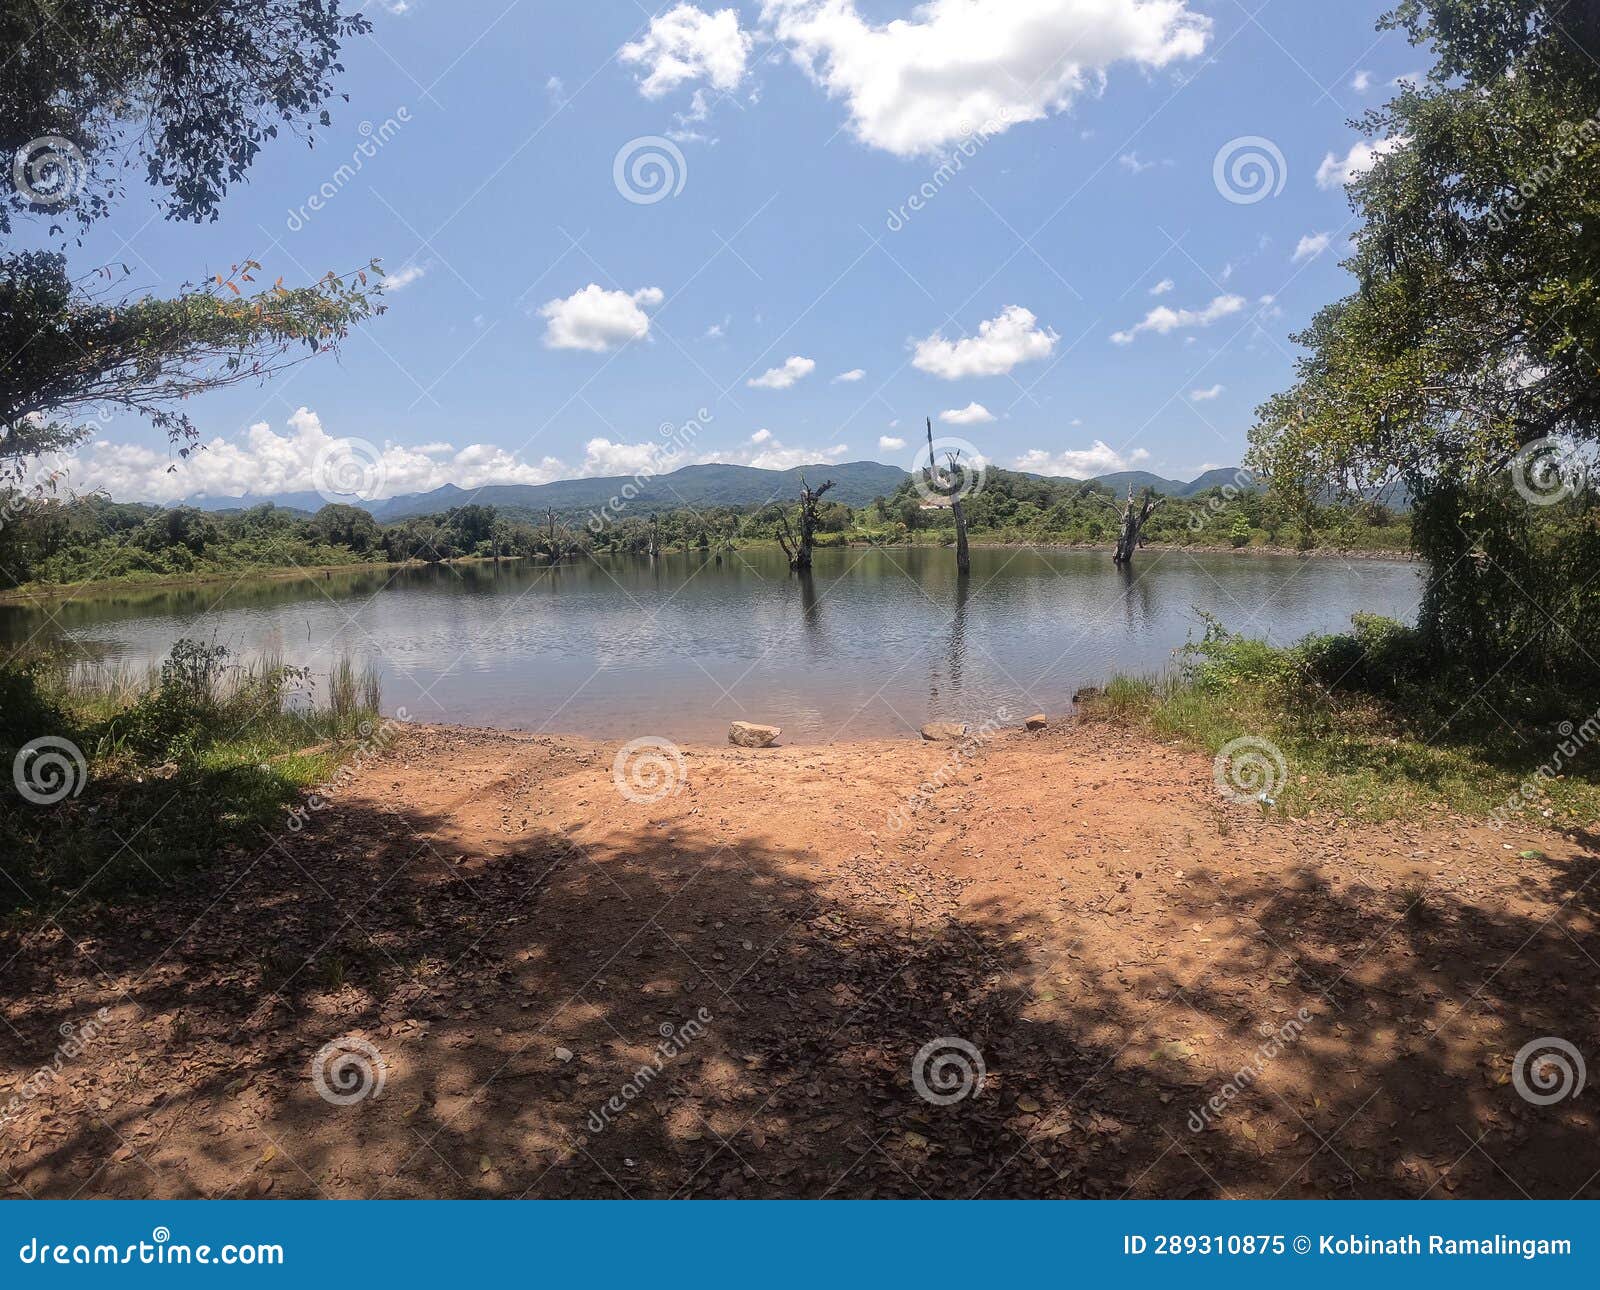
2 720 1597 1198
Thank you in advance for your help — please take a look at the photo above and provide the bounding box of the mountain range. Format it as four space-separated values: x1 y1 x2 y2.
176 460 1260 519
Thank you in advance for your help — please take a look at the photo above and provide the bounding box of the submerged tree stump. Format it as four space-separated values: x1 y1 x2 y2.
1113 485 1163 566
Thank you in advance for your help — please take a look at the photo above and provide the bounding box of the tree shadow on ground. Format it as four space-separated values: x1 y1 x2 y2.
1 783 1596 1199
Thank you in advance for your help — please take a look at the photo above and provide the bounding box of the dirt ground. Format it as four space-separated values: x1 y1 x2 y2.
2 719 1597 1199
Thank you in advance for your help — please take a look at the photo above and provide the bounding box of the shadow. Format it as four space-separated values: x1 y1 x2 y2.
2 739 1598 1200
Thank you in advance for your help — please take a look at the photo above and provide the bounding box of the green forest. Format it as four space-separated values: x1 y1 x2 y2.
0 468 1410 593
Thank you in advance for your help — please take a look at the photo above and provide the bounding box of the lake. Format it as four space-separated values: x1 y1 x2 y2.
0 547 1423 742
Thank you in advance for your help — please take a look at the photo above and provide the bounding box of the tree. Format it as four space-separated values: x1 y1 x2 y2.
1112 486 1163 565
1249 0 1600 673
774 476 835 572
923 417 972 575
2 1 380 482
309 503 381 554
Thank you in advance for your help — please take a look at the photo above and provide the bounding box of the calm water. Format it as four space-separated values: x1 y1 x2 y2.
0 547 1422 742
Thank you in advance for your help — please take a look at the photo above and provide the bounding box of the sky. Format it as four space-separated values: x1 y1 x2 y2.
37 0 1422 503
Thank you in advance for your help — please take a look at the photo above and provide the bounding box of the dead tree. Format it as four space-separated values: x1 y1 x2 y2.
924 417 972 575
647 512 660 560
1112 485 1163 566
775 475 835 572
545 507 561 560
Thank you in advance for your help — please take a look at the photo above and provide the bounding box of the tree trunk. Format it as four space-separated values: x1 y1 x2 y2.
777 476 835 571
1112 486 1162 566
926 416 972 576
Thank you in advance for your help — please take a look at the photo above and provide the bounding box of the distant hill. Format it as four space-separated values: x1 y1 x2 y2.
173 460 1263 517
1093 467 1262 498
371 461 911 520
184 490 331 515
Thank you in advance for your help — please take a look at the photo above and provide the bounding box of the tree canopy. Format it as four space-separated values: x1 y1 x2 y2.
1251 0 1600 501
1250 0 1600 678
1 1 380 481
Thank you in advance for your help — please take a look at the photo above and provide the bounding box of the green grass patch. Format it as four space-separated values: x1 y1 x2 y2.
1084 615 1600 826
1 640 385 922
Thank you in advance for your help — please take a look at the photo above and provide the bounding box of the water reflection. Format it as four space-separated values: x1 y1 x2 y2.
0 546 1422 742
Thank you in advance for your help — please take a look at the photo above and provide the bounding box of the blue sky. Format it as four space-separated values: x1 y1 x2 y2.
51 0 1420 502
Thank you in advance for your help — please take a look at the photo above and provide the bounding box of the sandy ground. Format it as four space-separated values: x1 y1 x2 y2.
2 719 1596 1198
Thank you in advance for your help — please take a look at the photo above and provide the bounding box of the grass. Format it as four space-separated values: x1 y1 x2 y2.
1081 617 1600 827
0 640 386 922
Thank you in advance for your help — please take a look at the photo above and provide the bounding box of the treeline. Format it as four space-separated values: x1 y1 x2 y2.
579 470 1407 556
0 497 571 589
0 471 1411 590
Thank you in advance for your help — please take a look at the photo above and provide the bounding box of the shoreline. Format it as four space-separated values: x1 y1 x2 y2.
0 553 542 605
1 540 1417 604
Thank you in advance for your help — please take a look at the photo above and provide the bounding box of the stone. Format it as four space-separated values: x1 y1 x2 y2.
728 721 781 748
1025 713 1048 731
1072 686 1103 704
920 722 968 742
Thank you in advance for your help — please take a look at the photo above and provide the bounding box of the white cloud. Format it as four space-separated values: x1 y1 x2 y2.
620 4 751 98
383 262 427 291
762 0 1209 157
1149 278 1175 296
44 410 864 502
540 284 663 352
545 75 566 107
833 368 866 382
1189 384 1225 401
1014 442 1150 478
879 435 907 451
1316 135 1407 189
576 438 673 477
699 434 850 470
1118 151 1158 174
52 408 577 502
913 305 1057 379
1110 294 1245 344
747 355 817 389
1351 69 1372 93
1292 231 1332 263
940 402 995 425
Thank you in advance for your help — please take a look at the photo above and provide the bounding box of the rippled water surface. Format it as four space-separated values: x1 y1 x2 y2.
1 546 1423 741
